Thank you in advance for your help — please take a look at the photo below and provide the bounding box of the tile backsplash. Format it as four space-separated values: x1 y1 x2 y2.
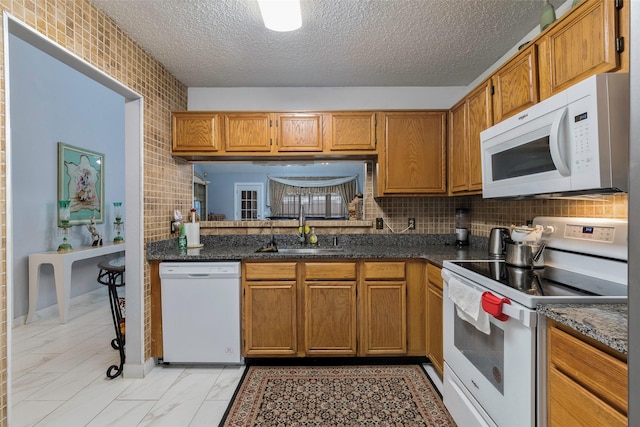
365 162 628 237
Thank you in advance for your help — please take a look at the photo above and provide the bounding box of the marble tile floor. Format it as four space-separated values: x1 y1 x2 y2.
11 288 244 427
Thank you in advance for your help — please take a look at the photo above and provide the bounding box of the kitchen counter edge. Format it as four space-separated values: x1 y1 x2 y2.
538 303 628 355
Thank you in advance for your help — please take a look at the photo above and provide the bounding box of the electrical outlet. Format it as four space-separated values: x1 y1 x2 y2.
408 218 416 230
376 218 384 229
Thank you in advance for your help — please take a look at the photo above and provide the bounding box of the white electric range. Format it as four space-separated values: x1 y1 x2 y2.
441 216 627 427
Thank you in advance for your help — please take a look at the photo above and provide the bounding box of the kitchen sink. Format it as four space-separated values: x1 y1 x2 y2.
276 247 345 255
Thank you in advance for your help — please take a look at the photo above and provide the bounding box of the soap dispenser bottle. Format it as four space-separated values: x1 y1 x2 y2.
309 227 318 245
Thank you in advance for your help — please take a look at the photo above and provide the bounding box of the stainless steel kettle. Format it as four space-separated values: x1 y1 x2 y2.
488 227 510 257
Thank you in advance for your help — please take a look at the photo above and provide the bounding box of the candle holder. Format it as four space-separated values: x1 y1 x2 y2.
58 200 73 252
113 202 124 243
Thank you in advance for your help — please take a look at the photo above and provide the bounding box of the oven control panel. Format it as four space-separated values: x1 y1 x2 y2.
564 223 615 242
533 216 627 261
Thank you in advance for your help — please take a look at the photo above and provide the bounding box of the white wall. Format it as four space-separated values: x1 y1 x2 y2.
188 86 467 110
9 33 125 319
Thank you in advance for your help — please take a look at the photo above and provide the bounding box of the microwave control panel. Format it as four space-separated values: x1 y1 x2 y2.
573 111 591 170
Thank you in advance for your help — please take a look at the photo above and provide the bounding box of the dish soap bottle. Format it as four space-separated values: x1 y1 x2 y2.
309 227 318 245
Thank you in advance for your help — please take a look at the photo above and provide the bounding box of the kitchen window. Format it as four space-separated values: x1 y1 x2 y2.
268 175 357 219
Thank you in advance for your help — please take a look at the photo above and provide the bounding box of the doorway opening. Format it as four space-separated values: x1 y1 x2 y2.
4 13 145 421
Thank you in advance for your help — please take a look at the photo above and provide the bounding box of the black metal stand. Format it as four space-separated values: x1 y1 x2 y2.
97 257 126 379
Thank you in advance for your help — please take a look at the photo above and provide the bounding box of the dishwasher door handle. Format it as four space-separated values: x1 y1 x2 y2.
187 273 212 278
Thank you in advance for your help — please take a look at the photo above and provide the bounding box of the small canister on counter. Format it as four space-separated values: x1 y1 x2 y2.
178 225 187 250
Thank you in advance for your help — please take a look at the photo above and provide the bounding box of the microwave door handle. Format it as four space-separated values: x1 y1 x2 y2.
549 107 570 176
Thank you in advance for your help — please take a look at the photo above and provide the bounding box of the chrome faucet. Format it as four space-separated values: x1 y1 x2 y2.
298 204 307 244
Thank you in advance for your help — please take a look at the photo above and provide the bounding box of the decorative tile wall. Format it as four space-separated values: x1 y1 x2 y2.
364 161 627 237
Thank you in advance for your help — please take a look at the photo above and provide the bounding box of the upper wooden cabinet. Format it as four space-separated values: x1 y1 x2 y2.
171 111 384 158
537 0 623 100
448 101 467 194
327 112 377 151
492 44 538 123
274 113 323 152
224 113 272 152
448 81 491 195
378 111 447 195
171 112 222 153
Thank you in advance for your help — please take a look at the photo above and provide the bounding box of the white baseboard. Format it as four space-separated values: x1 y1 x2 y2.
123 357 156 379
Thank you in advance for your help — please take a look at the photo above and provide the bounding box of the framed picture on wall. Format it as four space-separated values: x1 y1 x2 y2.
58 142 105 225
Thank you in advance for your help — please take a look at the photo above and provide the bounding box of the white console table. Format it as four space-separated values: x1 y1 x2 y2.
26 244 125 324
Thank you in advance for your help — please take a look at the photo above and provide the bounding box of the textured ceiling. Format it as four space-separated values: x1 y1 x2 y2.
89 0 563 87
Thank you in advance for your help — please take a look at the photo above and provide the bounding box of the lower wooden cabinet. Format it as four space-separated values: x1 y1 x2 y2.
547 320 627 426
303 262 357 356
361 261 407 356
241 259 422 358
426 263 444 376
242 262 298 356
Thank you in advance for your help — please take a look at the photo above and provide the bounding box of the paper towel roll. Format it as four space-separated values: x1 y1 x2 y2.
184 223 200 247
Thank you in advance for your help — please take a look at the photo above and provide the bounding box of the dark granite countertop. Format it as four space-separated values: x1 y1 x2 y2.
538 304 628 354
146 234 491 267
148 234 629 355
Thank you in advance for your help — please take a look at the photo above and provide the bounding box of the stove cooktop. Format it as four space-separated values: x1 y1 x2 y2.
443 259 627 309
443 217 629 308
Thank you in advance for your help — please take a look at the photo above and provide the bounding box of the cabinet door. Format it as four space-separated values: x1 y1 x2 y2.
538 0 619 99
492 44 538 123
171 112 221 153
224 113 272 152
304 281 357 355
547 321 628 426
328 112 377 151
361 281 406 355
448 100 468 193
381 112 447 194
466 82 492 192
426 263 444 377
361 261 407 356
275 113 323 152
243 281 297 356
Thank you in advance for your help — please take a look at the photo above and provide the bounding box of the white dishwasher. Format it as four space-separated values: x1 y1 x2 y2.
159 262 242 364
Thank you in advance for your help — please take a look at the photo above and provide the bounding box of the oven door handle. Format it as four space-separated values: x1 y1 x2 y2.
499 301 536 328
443 269 537 329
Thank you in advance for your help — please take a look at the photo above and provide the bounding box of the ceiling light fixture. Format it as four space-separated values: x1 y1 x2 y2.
257 0 302 32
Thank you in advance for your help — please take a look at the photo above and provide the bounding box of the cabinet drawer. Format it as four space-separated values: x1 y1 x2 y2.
304 262 356 280
244 262 297 280
548 323 627 415
363 261 405 279
548 367 627 427
427 263 443 290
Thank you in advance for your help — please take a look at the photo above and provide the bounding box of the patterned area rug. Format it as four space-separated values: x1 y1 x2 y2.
220 364 456 426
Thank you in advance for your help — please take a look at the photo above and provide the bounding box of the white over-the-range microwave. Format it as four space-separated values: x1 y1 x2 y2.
480 73 629 199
